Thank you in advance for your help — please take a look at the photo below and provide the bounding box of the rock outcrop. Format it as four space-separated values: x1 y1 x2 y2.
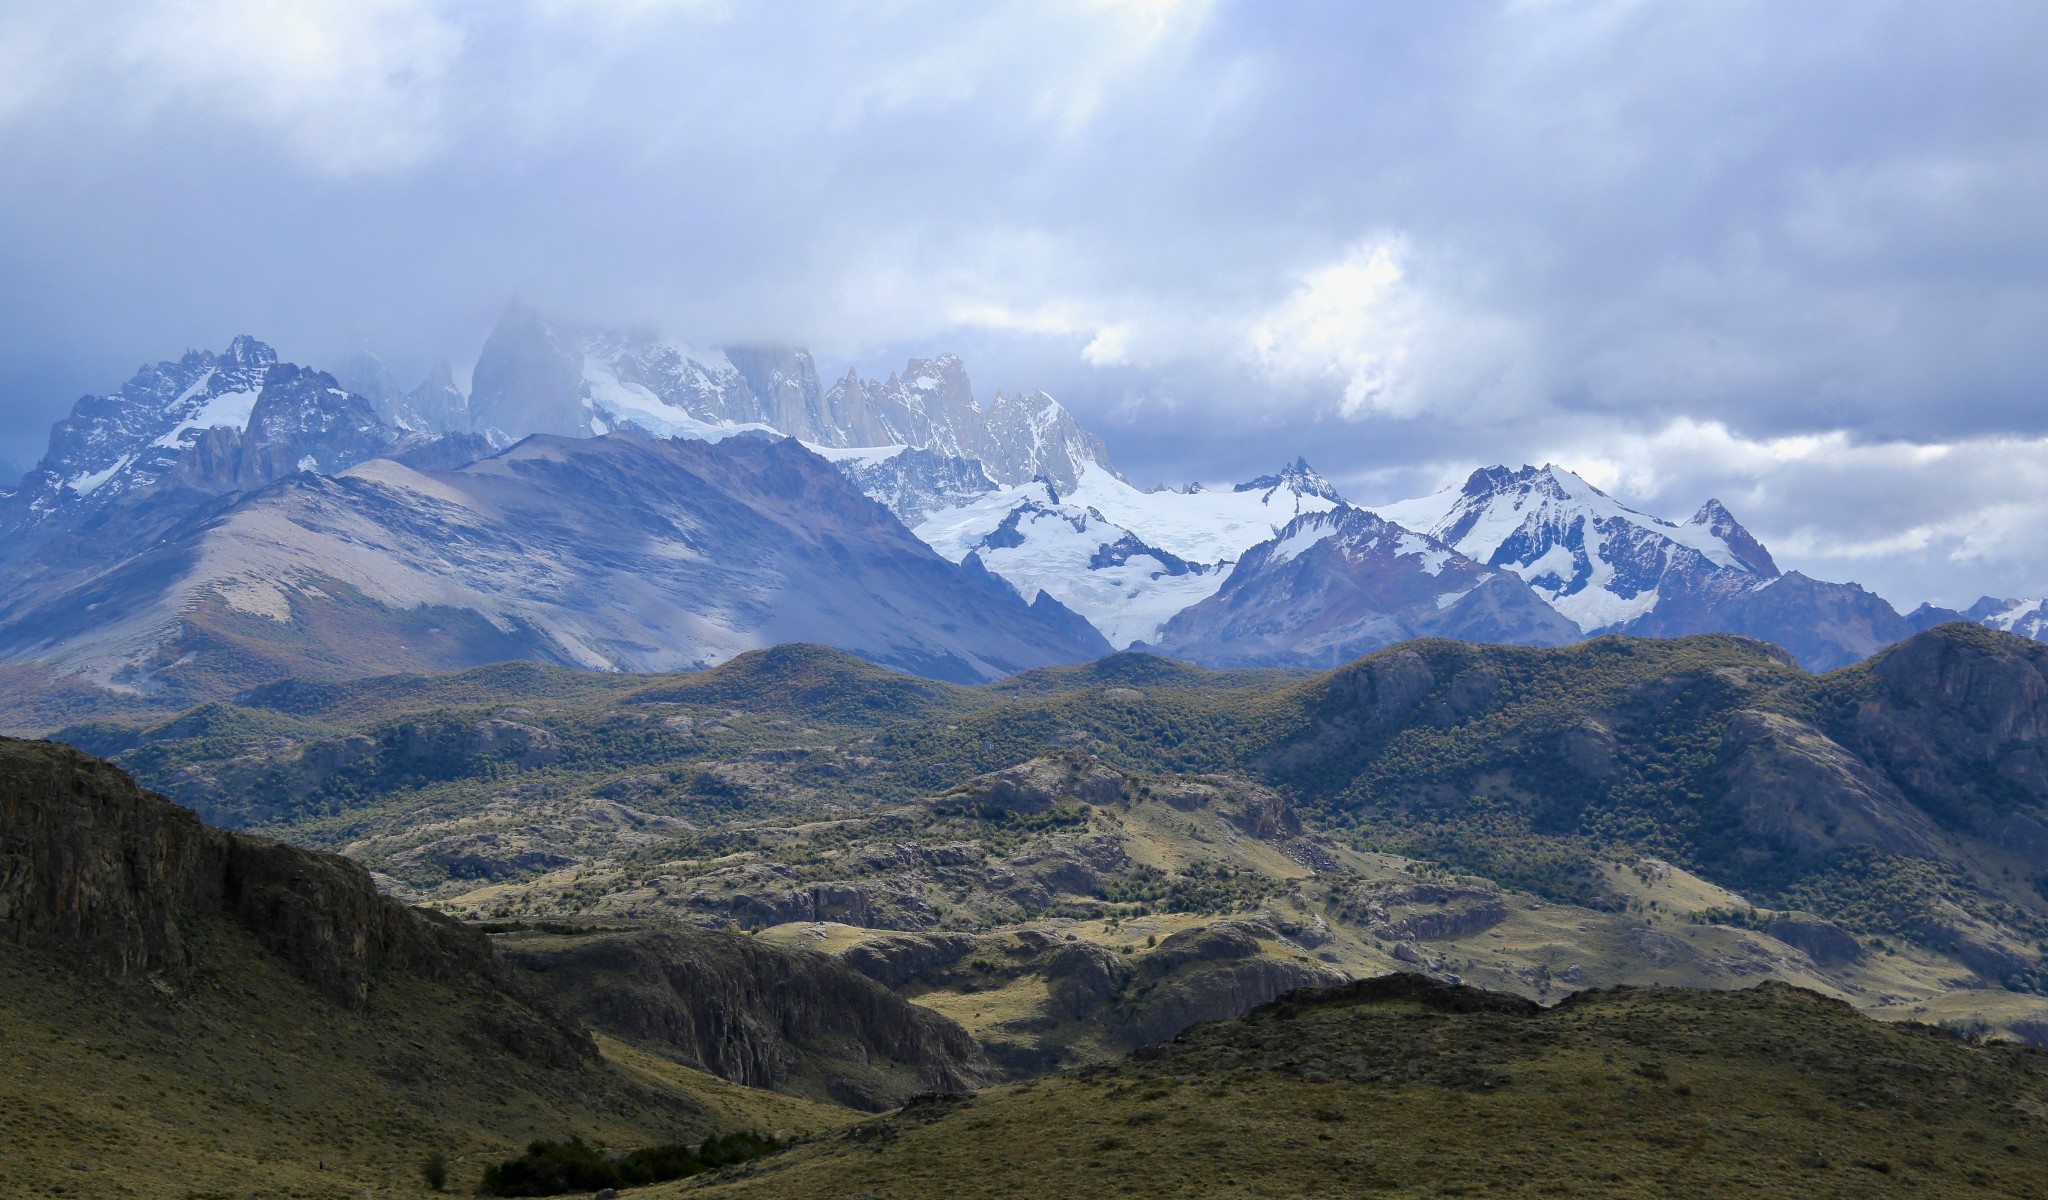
0 735 591 1064
1720 710 1943 858
501 925 994 1109
939 755 1126 815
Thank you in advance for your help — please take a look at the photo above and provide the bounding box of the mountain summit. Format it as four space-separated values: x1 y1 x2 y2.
1374 464 1777 633
0 337 396 552
466 306 1116 490
1367 465 1917 669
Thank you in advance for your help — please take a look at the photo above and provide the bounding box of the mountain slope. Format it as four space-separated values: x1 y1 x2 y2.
466 307 1117 488
0 734 862 1196
1374 464 1778 633
0 337 398 554
819 354 1116 489
0 434 1109 720
1153 505 1582 667
1376 464 1921 669
910 459 1346 648
681 976 2048 1200
69 624 2048 1048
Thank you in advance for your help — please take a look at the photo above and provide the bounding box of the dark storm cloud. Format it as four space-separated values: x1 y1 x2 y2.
1 0 2044 605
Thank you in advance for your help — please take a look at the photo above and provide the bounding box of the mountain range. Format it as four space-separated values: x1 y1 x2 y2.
1 305 2042 728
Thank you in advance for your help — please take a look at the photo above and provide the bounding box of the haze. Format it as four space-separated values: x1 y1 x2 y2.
2 0 2044 609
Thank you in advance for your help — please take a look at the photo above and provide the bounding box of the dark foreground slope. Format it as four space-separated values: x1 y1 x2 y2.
683 976 2048 1200
0 736 1007 1196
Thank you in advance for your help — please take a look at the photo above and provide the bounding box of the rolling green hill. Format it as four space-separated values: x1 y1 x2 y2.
40 625 2048 1049
673 976 2048 1200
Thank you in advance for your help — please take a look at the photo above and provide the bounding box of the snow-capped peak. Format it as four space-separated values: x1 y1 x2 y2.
1 337 400 546
1370 463 1778 633
1232 456 1345 504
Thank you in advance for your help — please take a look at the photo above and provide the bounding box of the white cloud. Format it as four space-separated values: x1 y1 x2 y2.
1549 419 2048 605
1247 237 1419 416
1082 322 1134 366
5 0 467 175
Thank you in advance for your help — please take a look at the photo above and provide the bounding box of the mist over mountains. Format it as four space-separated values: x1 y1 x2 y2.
0 304 2041 729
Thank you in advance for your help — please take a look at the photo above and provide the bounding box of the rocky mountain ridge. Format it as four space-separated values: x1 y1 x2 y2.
4 320 2044 719
1151 505 1583 667
1367 463 1928 669
466 305 1118 491
0 434 1109 717
0 336 399 552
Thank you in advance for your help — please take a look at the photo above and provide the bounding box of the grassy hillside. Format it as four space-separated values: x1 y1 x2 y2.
0 928 854 1200
675 978 2048 1200
45 627 2048 1042
0 733 876 1199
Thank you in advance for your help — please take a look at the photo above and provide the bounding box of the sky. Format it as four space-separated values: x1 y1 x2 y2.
2 0 2045 610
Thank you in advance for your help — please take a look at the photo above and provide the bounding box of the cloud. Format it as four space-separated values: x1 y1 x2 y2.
1353 418 2048 608
1247 238 1418 416
0 1 2044 608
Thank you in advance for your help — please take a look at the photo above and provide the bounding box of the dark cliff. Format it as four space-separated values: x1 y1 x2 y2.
0 735 593 1064
501 925 996 1110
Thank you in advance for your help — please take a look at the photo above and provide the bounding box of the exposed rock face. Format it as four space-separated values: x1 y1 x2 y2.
1374 465 1777 638
1841 623 2048 852
822 356 1116 490
467 308 1119 489
833 447 998 526
1230 792 1302 840
1154 506 1579 670
1370 464 1944 670
1344 882 1510 942
1141 921 1266 976
0 338 398 555
1044 940 1132 1019
502 926 994 1109
0 736 591 1064
942 756 1126 815
1721 710 1943 858
840 931 982 988
1558 718 1620 777
1117 956 1347 1048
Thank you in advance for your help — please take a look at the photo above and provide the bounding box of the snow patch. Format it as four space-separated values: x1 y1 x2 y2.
152 387 263 447
66 454 135 495
1268 518 1340 565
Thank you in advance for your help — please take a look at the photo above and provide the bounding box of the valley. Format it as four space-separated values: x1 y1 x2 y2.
52 624 2048 1047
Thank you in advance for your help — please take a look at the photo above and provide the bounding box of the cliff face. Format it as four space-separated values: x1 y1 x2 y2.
501 926 996 1110
0 735 592 1063
1835 622 2048 863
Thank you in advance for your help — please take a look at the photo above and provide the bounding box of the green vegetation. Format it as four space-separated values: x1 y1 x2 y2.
0 934 851 1199
480 1131 783 1196
49 627 2048 1006
675 980 2048 1200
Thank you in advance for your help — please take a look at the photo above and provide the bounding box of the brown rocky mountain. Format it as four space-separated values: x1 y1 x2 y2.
0 433 1110 727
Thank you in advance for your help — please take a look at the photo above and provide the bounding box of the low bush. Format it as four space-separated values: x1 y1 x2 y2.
479 1131 783 1196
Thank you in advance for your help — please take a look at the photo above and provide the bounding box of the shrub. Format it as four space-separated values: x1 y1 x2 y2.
479 1131 784 1197
420 1151 448 1191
